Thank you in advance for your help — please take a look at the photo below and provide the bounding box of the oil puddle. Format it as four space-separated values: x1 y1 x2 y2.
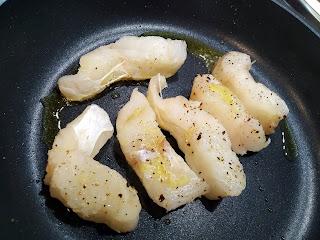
41 88 71 147
280 120 297 161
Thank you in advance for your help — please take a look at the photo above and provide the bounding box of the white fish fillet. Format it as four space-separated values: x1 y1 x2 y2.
212 51 289 134
191 74 270 155
58 36 187 101
44 104 141 232
147 74 246 200
117 89 208 211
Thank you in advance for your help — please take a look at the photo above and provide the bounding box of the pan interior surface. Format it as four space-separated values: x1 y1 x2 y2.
0 0 319 239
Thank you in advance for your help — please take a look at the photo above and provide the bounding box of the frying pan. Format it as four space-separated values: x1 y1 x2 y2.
0 0 319 239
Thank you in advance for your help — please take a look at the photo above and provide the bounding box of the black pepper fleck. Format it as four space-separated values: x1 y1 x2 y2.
159 194 165 202
197 133 202 140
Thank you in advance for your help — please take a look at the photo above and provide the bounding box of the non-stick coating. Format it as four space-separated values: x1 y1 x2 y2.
0 0 319 239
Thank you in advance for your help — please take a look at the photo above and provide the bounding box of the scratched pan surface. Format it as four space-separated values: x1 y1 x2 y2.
0 0 320 239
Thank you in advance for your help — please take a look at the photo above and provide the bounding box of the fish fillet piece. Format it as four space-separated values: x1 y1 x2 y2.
190 74 269 155
212 51 289 134
44 104 141 232
117 88 208 211
147 74 246 200
58 36 187 101
48 152 141 232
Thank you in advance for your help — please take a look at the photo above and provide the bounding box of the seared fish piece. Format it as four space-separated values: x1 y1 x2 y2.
58 36 187 101
117 88 208 211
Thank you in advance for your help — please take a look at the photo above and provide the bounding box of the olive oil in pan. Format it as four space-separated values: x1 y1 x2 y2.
141 31 222 71
41 88 70 147
280 120 297 161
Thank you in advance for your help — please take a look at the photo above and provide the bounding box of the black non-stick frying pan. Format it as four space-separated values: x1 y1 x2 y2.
1 0 320 239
